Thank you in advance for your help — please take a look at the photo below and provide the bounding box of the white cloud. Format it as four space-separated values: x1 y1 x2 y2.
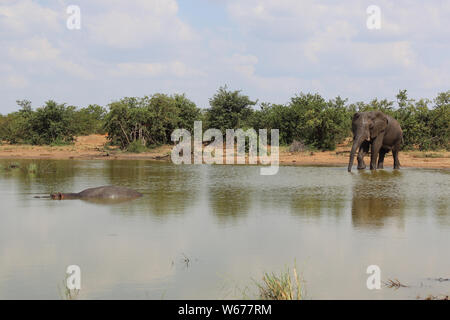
0 0 61 36
227 0 450 42
111 61 205 78
4 74 29 88
7 36 94 80
223 0 450 102
8 37 60 61
0 0 448 113
227 0 362 41
86 0 196 48
224 54 259 77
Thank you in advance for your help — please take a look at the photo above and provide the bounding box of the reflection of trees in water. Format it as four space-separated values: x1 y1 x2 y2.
432 201 449 226
289 186 346 218
2 159 202 218
431 170 450 226
103 160 148 187
207 166 255 224
104 160 201 217
351 170 405 229
0 159 80 193
208 186 251 224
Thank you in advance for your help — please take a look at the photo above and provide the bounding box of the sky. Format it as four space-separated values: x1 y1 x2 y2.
0 0 449 113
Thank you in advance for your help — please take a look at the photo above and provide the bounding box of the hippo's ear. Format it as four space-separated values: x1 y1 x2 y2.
51 192 62 200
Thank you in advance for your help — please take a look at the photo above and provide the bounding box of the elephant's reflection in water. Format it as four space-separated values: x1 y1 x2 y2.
351 170 406 229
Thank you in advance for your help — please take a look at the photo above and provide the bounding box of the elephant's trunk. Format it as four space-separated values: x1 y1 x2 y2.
348 135 364 172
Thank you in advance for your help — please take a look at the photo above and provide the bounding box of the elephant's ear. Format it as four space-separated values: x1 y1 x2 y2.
370 112 388 139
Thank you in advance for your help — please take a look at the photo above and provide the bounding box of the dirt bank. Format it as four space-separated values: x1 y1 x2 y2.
0 134 449 169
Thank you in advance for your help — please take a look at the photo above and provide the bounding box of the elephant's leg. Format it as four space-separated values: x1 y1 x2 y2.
377 148 387 169
357 141 369 169
393 146 401 169
370 137 383 170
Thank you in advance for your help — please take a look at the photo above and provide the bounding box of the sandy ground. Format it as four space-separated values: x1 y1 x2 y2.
0 134 449 169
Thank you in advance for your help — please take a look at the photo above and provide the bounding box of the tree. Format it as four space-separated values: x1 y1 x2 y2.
288 93 351 150
173 93 202 133
29 100 77 145
429 91 449 150
205 86 256 133
104 94 201 149
73 104 107 135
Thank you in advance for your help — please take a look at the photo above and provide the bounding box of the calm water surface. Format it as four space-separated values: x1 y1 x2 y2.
0 160 449 299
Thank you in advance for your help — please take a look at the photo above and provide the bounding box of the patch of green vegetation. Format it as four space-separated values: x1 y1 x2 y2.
255 264 302 300
1 89 448 152
50 138 73 147
0 100 106 146
424 153 444 158
104 94 201 150
126 140 148 153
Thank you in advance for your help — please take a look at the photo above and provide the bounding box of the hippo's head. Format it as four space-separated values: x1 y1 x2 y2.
50 192 63 200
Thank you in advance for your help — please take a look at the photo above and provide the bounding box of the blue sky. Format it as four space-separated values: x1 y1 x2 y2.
0 0 449 113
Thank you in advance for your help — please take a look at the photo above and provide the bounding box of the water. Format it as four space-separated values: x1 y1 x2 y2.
0 159 449 299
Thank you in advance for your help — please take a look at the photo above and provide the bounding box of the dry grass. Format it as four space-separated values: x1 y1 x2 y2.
255 265 302 300
383 279 409 289
58 278 80 300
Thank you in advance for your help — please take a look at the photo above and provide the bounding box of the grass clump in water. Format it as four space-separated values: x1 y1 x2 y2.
58 276 80 300
255 265 302 300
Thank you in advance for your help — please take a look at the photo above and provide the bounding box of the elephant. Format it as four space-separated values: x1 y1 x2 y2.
347 111 403 172
49 186 142 200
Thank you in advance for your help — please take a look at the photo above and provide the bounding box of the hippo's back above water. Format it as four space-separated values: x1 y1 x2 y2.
78 186 142 199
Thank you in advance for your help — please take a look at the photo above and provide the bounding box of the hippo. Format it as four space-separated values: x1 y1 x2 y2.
50 186 142 200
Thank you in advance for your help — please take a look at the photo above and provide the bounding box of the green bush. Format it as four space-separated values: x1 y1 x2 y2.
1 90 448 151
104 94 202 149
0 100 77 145
247 94 351 150
126 140 148 153
0 100 107 145
205 86 256 133
29 101 77 145
72 104 107 135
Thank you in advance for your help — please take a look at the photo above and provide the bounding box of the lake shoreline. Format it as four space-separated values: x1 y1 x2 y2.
1 134 449 169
